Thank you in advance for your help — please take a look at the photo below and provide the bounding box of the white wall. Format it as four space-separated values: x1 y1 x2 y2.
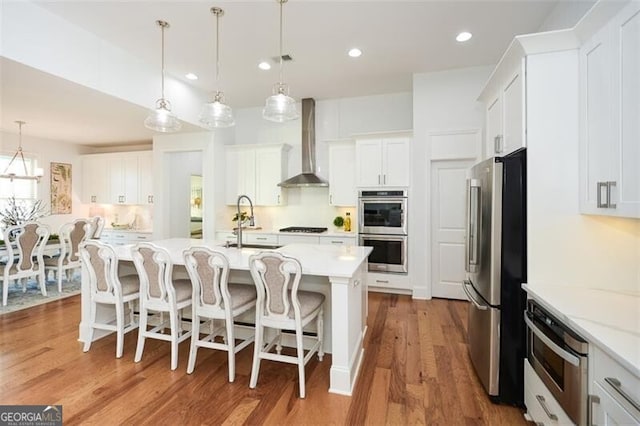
166 151 202 238
537 0 597 32
411 66 493 298
153 131 225 240
527 51 640 294
0 130 91 233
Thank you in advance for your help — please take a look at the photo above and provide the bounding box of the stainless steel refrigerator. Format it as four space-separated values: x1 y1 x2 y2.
463 148 527 406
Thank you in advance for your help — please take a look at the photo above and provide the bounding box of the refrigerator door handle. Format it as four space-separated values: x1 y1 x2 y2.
463 280 488 310
465 179 481 272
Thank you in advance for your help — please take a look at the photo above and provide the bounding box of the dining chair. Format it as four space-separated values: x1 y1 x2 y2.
44 218 93 292
1 222 50 306
248 251 325 398
132 242 192 370
79 240 139 358
90 216 105 239
183 247 257 381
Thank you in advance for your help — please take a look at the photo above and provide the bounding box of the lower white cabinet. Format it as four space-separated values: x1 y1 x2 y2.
245 233 278 246
319 235 356 246
524 359 574 426
100 230 152 246
279 235 320 245
367 271 411 292
590 346 640 425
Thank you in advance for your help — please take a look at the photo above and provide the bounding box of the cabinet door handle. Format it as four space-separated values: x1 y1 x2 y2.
330 194 333 204
606 181 616 208
605 377 640 413
383 174 387 185
597 182 608 208
378 174 381 184
91 196 96 203
535 395 558 421
588 394 600 426
277 194 280 204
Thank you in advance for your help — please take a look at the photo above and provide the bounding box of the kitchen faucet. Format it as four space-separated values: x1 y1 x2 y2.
235 194 254 249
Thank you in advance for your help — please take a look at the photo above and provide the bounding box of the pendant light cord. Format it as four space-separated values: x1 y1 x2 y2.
161 23 166 100
215 11 220 92
278 0 284 85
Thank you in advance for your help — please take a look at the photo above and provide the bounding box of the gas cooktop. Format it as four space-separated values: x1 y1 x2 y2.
279 227 328 234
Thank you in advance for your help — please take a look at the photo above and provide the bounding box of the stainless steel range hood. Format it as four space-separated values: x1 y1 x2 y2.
278 98 329 187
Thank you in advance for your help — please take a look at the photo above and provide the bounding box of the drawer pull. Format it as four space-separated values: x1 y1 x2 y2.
535 395 558 421
605 377 640 413
256 237 267 240
137 236 147 239
375 279 389 284
331 240 344 244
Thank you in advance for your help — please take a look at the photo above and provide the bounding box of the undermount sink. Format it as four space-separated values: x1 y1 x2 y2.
225 243 281 250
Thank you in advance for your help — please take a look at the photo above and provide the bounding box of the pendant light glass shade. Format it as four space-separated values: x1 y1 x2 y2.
200 92 235 128
145 20 181 133
263 82 298 123
199 7 234 129
263 0 298 122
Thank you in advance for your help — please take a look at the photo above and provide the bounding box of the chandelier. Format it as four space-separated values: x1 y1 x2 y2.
1 121 44 182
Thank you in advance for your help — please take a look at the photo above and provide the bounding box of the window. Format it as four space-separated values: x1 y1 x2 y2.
0 153 39 209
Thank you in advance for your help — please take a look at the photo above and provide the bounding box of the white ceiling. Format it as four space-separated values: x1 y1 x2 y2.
2 1 564 145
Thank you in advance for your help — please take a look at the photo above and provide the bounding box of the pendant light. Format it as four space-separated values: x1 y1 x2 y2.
1 121 44 183
199 7 235 128
263 0 299 122
144 20 182 133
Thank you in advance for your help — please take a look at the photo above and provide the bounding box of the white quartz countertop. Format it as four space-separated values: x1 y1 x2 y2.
523 283 640 377
114 238 372 279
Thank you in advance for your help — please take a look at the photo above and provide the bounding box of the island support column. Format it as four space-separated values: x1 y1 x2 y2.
328 261 367 395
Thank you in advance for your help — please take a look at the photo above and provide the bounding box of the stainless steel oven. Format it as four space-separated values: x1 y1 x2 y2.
358 234 407 273
358 190 407 235
525 300 589 425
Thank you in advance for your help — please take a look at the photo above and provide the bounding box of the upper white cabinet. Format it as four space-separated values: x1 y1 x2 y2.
225 144 290 206
328 140 356 206
579 2 640 218
355 135 410 187
482 61 526 158
137 152 154 205
82 151 152 205
107 155 139 204
81 156 108 203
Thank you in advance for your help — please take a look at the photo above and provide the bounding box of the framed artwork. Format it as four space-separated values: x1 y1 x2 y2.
50 162 72 214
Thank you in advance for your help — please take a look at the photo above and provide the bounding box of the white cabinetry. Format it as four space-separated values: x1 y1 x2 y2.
225 144 290 206
107 156 139 204
579 2 640 218
355 136 410 187
137 152 154 204
82 151 152 205
101 230 152 246
319 235 356 246
590 346 640 425
81 156 108 203
481 61 526 158
328 140 356 206
524 360 574 426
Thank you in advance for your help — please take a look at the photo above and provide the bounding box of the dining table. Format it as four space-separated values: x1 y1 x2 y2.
78 238 373 396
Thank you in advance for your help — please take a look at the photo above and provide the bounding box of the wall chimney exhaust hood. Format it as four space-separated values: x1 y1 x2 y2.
278 98 329 188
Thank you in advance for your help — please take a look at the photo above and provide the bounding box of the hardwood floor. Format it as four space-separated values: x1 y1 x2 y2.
0 293 527 425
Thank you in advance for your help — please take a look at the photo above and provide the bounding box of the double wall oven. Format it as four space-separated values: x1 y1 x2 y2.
358 190 407 273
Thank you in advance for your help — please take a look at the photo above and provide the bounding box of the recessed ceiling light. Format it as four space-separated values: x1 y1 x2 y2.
348 48 362 58
185 72 198 80
456 32 473 42
258 61 271 70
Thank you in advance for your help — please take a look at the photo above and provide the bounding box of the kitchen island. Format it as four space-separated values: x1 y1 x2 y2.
78 239 372 396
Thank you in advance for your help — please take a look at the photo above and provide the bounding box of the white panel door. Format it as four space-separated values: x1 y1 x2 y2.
355 139 382 187
328 141 356 206
431 160 475 300
486 95 502 158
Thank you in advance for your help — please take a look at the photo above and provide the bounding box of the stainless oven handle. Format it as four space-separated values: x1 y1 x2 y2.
524 313 580 367
462 280 488 310
605 377 640 413
535 395 558 421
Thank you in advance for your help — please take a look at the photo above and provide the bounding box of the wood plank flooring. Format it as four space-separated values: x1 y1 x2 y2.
0 293 528 425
